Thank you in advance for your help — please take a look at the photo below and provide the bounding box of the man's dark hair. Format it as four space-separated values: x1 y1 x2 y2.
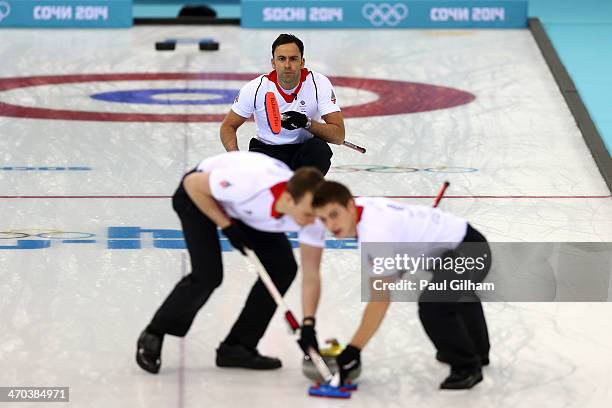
312 181 353 208
286 167 323 202
272 34 304 58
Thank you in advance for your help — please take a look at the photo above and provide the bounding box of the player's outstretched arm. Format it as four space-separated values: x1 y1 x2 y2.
297 243 323 355
349 301 391 349
300 243 323 318
348 277 393 349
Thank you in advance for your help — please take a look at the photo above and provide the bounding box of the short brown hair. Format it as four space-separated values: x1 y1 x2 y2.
272 34 304 58
312 181 353 208
286 167 323 202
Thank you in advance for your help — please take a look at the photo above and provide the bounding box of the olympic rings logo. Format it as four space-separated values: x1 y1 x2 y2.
0 229 95 239
362 3 408 27
0 1 11 23
330 165 478 174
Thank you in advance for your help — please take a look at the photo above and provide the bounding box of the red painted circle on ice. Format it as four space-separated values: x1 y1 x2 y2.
0 73 475 122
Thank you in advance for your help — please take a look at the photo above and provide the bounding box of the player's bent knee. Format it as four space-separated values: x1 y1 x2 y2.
304 137 333 157
269 259 297 292
182 272 223 291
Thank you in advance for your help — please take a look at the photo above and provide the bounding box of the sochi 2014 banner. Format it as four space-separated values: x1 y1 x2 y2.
242 0 527 28
0 0 132 28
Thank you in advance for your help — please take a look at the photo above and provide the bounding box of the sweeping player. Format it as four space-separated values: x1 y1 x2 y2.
136 152 324 373
219 34 345 175
312 181 491 390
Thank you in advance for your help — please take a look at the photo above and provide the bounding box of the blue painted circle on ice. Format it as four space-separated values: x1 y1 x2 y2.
90 88 239 105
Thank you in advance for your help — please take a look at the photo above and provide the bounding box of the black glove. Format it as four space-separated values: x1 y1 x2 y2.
297 318 319 356
281 111 310 130
221 224 252 255
336 344 361 384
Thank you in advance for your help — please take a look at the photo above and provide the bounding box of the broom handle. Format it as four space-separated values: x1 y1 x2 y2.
245 249 339 385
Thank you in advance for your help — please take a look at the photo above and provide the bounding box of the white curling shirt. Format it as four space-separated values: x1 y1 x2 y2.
195 152 325 248
355 197 468 277
231 69 341 145
355 197 468 244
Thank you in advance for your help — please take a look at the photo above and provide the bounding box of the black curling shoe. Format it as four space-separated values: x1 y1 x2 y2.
136 330 163 374
216 343 282 370
440 367 483 390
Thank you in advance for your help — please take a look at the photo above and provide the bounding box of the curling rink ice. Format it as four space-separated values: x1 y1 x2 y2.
1 26 612 407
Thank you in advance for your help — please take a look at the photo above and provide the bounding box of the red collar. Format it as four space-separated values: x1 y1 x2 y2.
265 68 310 103
354 205 364 239
356 205 364 224
270 181 288 219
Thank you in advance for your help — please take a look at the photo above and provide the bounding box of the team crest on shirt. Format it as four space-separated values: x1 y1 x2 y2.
300 100 305 105
220 180 232 188
330 90 336 104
